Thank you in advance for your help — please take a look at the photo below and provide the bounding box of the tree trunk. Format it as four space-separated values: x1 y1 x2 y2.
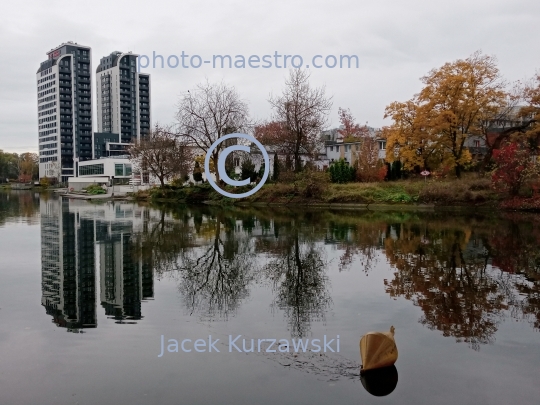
455 164 462 179
213 154 220 183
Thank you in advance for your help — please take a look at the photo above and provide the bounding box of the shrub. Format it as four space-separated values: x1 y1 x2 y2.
241 157 257 182
84 184 107 195
40 177 50 188
329 159 355 183
295 170 330 198
193 161 203 183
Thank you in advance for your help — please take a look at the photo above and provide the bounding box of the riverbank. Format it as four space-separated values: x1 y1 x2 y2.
127 177 540 211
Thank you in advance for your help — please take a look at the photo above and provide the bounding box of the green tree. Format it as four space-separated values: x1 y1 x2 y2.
193 161 203 182
258 161 266 180
329 159 355 183
241 157 256 182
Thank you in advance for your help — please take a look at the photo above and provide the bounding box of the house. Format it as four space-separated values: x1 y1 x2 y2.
322 127 386 166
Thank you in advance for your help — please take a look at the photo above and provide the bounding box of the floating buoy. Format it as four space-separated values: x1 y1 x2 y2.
360 326 398 373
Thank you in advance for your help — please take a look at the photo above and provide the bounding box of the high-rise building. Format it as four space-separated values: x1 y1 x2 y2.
36 42 93 183
95 51 151 154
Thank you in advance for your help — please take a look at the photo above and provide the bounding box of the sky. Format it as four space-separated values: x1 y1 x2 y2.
1 0 539 153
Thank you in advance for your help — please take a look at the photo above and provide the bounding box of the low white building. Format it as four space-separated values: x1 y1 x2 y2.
68 156 139 191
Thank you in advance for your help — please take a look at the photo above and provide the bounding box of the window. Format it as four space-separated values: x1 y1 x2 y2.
474 140 480 147
115 163 132 176
330 146 334 152
79 163 104 176
378 140 386 150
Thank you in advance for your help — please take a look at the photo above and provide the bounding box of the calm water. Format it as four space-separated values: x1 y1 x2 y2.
0 191 539 405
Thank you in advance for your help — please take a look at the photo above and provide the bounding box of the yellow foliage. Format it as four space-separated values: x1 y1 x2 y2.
384 51 507 177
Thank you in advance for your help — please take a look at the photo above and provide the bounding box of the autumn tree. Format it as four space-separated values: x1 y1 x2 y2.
0 150 19 182
491 142 540 196
476 85 534 172
383 100 443 171
254 121 288 151
17 153 39 182
355 136 387 182
385 52 511 177
268 69 332 172
337 107 370 141
176 80 249 183
521 74 540 146
129 124 192 188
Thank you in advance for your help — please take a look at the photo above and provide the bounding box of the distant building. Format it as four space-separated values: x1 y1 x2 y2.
322 127 386 166
37 42 93 183
95 51 151 146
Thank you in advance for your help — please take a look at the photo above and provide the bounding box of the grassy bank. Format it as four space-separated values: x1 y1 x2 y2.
131 177 506 208
244 177 498 206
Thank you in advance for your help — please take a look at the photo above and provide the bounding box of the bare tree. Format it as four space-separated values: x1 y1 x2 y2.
176 80 250 183
48 161 61 182
269 69 332 172
128 124 192 188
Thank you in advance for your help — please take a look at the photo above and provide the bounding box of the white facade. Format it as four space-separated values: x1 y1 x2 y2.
96 52 151 144
37 62 61 179
37 42 93 182
77 157 133 179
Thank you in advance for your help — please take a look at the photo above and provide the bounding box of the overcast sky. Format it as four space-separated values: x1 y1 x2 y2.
1 0 539 153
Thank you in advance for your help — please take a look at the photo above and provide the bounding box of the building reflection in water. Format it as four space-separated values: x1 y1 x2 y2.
40 198 154 332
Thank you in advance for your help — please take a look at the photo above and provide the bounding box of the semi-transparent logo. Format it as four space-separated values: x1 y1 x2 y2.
205 133 269 198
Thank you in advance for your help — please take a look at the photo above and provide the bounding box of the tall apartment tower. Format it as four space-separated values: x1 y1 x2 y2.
36 42 93 182
95 52 151 153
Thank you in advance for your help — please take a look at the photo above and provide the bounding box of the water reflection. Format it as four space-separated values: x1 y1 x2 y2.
382 216 540 350
360 366 399 397
261 225 331 338
36 196 540 348
175 210 255 319
40 198 154 331
0 190 40 226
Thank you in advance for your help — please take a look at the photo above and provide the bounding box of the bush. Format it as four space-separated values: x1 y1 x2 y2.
84 184 107 195
170 177 186 188
40 178 50 188
295 170 330 198
329 159 355 183
193 161 203 183
241 157 257 182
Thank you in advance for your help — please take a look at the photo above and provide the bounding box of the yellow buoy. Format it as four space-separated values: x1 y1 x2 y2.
360 326 398 373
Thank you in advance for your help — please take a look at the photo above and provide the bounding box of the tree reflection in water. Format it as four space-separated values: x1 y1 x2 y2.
261 223 331 338
382 214 540 350
133 205 540 349
175 210 255 319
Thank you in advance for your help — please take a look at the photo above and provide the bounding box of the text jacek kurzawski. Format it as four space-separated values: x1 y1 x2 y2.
158 335 340 357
